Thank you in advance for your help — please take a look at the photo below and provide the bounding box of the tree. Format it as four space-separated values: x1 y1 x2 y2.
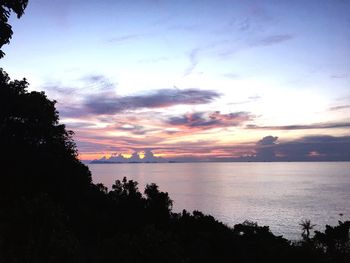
144 183 173 223
313 221 350 256
299 219 316 240
0 68 92 200
0 0 28 58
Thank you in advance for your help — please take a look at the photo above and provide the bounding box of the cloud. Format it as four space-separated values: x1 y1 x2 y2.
77 131 350 162
252 34 294 46
108 34 142 44
93 149 167 163
329 105 350 111
184 48 200 76
138 57 168 64
83 88 220 115
257 136 278 145
166 111 253 130
253 135 350 161
44 84 76 96
247 122 350 130
43 74 117 104
276 135 350 161
75 134 166 154
222 73 240 79
81 74 106 83
80 74 116 94
214 3 273 36
115 124 148 135
293 135 350 144
113 123 159 135
167 23 203 32
248 95 261 100
228 95 261 105
331 73 348 79
64 122 97 129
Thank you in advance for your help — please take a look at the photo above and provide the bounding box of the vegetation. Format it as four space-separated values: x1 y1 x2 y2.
300 219 317 240
0 0 28 57
0 1 349 262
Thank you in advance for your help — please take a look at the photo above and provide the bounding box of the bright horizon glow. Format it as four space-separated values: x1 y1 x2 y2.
2 0 350 161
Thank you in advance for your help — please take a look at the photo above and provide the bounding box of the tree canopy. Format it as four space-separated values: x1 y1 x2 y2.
0 0 28 58
0 68 92 200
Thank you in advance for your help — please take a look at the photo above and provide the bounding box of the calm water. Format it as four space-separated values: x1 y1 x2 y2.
89 162 350 240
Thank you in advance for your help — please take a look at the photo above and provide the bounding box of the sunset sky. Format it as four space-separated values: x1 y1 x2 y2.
2 0 350 161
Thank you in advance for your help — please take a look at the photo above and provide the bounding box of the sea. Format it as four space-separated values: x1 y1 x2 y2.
88 162 350 240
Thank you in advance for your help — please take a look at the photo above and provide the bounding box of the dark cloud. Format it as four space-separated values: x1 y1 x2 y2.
254 136 279 161
84 88 220 115
247 122 350 130
257 136 278 145
166 111 253 129
59 105 88 118
253 135 350 162
293 135 350 144
277 135 350 161
329 105 350 111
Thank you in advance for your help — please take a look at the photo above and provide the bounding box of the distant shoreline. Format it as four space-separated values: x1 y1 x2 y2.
86 160 350 164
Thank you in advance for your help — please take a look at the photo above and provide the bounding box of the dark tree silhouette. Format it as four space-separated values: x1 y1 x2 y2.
299 219 316 240
145 183 173 223
0 0 28 58
313 221 350 259
0 68 93 216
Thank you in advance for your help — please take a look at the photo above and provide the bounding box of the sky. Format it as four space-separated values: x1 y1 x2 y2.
2 0 350 161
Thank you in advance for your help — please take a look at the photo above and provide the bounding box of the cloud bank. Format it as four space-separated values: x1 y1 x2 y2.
247 122 350 130
83 88 220 115
252 135 350 162
166 111 253 130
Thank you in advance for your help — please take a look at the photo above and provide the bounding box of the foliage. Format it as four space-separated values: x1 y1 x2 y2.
0 68 91 202
300 219 316 240
0 0 28 58
312 221 350 261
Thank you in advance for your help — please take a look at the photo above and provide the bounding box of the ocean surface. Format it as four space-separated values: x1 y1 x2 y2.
88 162 350 240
